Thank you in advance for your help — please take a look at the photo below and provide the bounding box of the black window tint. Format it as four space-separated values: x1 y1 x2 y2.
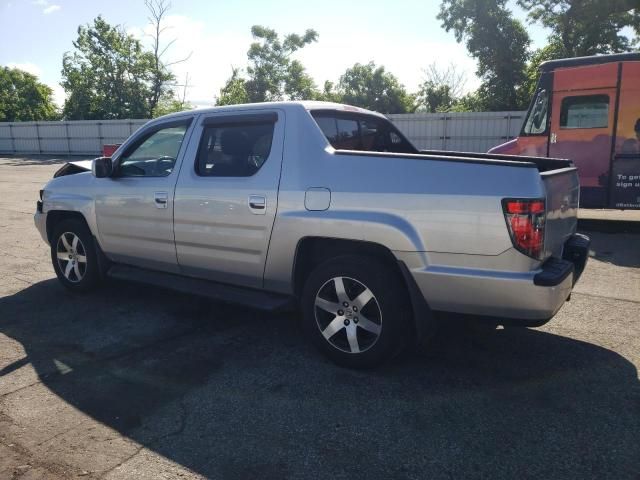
560 95 609 129
119 124 188 177
315 116 338 144
311 111 417 154
196 121 274 177
360 118 385 151
336 118 360 149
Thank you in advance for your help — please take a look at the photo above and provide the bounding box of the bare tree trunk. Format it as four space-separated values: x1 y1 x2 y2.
144 0 191 116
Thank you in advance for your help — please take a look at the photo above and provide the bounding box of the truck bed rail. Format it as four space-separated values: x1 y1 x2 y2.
420 150 574 172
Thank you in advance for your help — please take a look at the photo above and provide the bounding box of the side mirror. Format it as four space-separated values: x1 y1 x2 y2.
92 157 113 178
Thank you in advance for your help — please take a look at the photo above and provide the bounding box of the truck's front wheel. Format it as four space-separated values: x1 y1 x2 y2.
301 255 410 368
51 219 101 292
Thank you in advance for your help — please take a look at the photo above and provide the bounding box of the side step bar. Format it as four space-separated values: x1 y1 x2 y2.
107 264 294 312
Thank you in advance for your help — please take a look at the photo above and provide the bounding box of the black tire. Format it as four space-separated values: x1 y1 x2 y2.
50 218 101 292
301 255 411 368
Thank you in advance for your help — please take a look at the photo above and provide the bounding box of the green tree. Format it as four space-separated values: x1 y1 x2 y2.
517 0 640 58
416 63 466 112
0 66 58 121
216 26 319 105
316 80 343 103
216 67 250 106
245 25 318 102
521 42 565 100
337 62 415 113
152 96 193 117
438 0 531 111
449 91 485 112
61 16 155 119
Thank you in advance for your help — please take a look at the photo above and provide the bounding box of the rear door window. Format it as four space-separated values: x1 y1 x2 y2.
196 117 275 177
560 95 609 129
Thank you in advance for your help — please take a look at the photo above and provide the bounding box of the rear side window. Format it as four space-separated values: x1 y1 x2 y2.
311 111 417 153
196 117 275 177
560 95 609 129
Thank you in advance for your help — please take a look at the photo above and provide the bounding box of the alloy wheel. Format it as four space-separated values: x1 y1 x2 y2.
314 276 382 354
56 232 87 283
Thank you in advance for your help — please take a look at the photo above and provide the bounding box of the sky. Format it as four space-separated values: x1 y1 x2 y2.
0 0 552 108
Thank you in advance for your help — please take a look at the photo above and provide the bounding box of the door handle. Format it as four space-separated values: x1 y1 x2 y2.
154 191 168 209
248 195 266 215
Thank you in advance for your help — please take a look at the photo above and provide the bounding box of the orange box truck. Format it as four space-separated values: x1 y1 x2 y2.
490 52 640 209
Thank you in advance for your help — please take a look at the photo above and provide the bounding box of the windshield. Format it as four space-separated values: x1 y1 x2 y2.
523 89 549 135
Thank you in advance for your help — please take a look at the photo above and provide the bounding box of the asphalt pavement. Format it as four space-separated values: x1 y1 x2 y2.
0 156 639 480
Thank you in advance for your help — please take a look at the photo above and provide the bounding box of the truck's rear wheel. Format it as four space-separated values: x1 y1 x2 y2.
51 219 101 292
301 255 410 368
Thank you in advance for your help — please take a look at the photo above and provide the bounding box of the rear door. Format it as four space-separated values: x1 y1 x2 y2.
611 61 640 209
173 110 284 288
548 64 617 208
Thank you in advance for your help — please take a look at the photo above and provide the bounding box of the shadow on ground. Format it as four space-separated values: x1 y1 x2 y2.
1 279 638 479
580 228 640 268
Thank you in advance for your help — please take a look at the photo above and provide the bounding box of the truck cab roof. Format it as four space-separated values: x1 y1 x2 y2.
539 52 640 72
155 101 388 123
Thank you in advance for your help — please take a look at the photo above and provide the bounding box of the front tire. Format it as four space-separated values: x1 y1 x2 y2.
51 219 101 292
301 255 411 368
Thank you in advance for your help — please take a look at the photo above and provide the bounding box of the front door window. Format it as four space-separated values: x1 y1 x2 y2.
118 124 189 177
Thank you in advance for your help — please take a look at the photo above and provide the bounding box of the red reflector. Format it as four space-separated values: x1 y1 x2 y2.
529 201 545 213
505 201 527 214
505 200 545 214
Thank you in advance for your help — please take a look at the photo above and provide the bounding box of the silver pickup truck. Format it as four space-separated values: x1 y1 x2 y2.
34 101 590 368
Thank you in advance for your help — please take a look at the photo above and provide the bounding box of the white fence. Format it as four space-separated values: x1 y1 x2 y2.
0 111 526 156
388 111 525 152
0 119 148 156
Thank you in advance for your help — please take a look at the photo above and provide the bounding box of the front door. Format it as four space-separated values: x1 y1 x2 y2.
173 110 284 289
548 89 615 208
95 118 194 273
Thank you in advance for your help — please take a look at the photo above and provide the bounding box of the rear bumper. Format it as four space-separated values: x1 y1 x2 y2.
533 233 590 287
400 233 590 326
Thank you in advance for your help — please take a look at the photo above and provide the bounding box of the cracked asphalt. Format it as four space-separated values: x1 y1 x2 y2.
0 156 639 480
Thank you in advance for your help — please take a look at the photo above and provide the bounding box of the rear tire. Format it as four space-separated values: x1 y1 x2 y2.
51 219 101 292
301 255 411 368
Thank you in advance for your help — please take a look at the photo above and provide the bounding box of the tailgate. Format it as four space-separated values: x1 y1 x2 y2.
541 167 580 259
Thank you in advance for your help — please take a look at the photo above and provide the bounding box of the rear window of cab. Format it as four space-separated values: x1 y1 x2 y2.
310 111 417 154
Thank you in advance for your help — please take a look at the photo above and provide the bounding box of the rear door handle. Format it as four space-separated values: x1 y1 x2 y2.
154 191 168 209
248 195 266 215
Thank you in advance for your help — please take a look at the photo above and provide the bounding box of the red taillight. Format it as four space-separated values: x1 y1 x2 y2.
502 199 546 259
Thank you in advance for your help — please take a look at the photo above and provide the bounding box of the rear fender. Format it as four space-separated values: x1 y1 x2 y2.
263 209 424 294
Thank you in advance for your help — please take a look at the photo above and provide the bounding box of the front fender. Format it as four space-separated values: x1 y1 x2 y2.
42 174 99 240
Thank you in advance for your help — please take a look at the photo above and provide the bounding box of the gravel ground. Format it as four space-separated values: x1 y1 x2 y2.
0 156 639 480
